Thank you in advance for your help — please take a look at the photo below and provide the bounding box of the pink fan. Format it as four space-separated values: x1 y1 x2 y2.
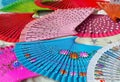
76 14 120 38
20 8 95 42
0 46 38 82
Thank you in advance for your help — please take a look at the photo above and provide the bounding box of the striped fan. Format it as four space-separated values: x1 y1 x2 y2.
15 36 101 82
0 0 50 13
76 14 120 38
35 0 106 10
87 42 120 82
0 46 38 82
0 13 34 42
75 34 120 46
0 0 16 8
19 8 95 42
97 2 120 21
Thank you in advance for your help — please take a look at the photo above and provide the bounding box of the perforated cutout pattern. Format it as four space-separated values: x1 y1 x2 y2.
76 14 120 38
20 8 95 42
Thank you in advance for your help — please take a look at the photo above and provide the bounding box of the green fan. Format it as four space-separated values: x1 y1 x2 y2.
0 0 50 13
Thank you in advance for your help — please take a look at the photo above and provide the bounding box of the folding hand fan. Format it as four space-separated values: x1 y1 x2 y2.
87 41 120 82
19 8 95 42
0 13 35 42
35 0 105 10
0 46 38 82
15 36 102 82
0 0 16 8
76 14 120 38
0 0 50 13
97 2 120 21
75 34 120 46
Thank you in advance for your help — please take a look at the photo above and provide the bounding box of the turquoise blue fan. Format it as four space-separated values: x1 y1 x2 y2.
0 0 16 8
15 36 101 82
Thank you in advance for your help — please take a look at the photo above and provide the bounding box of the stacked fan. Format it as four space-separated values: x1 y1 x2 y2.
0 0 50 81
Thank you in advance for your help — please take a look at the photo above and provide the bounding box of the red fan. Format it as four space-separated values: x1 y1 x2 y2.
35 0 107 10
0 13 34 42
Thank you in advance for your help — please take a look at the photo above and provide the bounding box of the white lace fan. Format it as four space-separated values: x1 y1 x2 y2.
87 42 120 82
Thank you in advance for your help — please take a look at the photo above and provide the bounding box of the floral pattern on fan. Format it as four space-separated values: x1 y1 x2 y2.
15 36 101 82
76 14 120 38
59 50 89 58
0 46 38 82
87 42 120 82
20 8 95 42
95 46 120 80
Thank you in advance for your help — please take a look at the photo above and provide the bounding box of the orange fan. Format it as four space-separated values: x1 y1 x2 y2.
35 0 105 10
97 2 120 22
0 13 34 42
